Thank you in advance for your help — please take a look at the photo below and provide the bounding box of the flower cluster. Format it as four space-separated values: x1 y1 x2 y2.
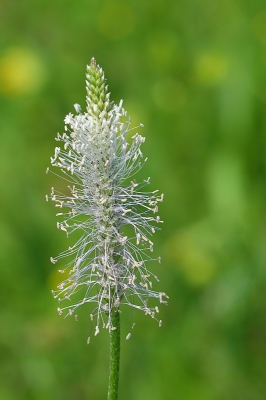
47 58 168 338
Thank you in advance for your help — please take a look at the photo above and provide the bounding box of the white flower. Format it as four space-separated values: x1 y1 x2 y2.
47 58 168 334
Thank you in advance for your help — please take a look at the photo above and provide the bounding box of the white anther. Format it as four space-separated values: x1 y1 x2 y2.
95 326 99 336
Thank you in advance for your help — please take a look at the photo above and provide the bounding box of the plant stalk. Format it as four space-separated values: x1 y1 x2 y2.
107 308 120 400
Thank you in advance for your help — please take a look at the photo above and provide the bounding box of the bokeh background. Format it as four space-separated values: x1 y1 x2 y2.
1 0 266 399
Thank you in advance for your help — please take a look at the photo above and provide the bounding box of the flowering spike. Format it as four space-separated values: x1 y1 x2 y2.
47 59 167 335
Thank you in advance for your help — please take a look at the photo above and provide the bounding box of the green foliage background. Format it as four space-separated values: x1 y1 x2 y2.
1 1 266 399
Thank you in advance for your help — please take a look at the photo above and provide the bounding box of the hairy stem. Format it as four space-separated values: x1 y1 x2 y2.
108 308 120 400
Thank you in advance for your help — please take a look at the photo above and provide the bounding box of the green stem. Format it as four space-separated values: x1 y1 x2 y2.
108 308 120 400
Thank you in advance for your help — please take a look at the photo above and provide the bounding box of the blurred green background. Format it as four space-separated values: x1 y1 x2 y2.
1 0 266 399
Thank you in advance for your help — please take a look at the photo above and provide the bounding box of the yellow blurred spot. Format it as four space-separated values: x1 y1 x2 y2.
147 31 179 69
152 78 187 113
126 101 147 128
0 47 45 96
97 2 135 40
48 268 68 291
166 226 217 286
252 10 266 45
195 53 227 86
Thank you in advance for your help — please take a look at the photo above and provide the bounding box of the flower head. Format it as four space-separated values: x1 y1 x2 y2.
47 58 168 337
